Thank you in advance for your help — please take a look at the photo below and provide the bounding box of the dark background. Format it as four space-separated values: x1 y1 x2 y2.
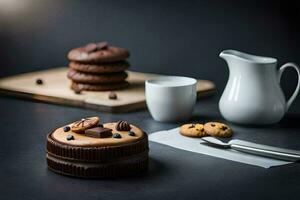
0 0 300 108
1 1 300 200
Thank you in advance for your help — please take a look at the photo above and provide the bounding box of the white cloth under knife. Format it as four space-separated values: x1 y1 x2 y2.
149 127 291 168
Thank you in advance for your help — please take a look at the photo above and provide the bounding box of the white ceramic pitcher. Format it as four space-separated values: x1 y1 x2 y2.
219 50 300 125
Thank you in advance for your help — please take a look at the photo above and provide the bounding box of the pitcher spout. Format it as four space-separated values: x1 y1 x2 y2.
219 50 236 62
219 49 277 64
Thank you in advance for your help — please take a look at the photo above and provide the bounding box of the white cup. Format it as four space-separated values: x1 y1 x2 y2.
145 76 197 122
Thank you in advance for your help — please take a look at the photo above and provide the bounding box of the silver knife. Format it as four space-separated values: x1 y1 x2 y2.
201 137 300 162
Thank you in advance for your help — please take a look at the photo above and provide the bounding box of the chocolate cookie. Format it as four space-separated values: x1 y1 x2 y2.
71 81 129 91
180 123 207 138
67 42 130 64
203 122 233 138
69 61 130 74
67 69 128 84
70 117 100 133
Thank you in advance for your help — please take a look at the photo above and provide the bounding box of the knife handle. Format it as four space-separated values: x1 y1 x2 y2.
231 144 300 162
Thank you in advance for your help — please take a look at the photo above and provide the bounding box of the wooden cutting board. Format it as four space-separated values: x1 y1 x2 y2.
0 67 215 112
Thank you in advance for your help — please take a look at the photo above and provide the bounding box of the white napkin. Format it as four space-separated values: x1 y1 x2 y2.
149 127 291 168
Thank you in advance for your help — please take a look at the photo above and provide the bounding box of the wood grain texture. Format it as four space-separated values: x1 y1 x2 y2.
0 67 215 112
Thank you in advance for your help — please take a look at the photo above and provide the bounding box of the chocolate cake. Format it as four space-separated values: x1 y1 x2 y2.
46 117 149 178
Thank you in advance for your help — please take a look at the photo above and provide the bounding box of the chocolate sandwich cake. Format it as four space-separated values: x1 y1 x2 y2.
46 117 149 178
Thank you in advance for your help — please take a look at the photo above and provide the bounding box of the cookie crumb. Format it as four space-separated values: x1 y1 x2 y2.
73 85 82 94
74 90 81 94
108 92 117 100
36 78 43 85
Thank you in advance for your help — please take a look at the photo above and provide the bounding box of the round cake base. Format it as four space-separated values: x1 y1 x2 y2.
46 152 148 178
46 121 149 178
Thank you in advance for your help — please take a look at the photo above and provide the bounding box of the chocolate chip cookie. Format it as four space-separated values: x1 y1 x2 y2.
203 122 233 138
180 123 206 137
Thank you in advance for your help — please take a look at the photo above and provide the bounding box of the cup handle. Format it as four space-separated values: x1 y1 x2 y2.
278 62 300 111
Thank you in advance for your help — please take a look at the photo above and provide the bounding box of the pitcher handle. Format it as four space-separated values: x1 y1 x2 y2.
278 62 300 111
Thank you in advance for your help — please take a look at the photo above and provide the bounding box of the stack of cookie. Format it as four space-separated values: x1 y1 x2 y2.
67 42 130 92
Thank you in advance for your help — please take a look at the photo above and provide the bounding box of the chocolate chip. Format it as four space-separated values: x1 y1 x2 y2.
128 131 135 136
97 124 104 128
112 133 122 139
63 126 70 132
85 43 97 53
73 85 82 94
74 88 81 94
36 79 43 85
66 135 74 140
96 41 108 50
75 90 81 94
211 124 216 127
188 125 195 129
221 126 228 130
201 128 204 132
108 92 117 100
196 129 200 131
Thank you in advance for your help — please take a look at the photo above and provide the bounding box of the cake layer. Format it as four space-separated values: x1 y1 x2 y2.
47 133 148 162
51 122 145 147
47 152 148 178
46 119 149 178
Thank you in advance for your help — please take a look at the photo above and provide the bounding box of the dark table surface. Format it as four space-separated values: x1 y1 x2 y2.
0 95 300 200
